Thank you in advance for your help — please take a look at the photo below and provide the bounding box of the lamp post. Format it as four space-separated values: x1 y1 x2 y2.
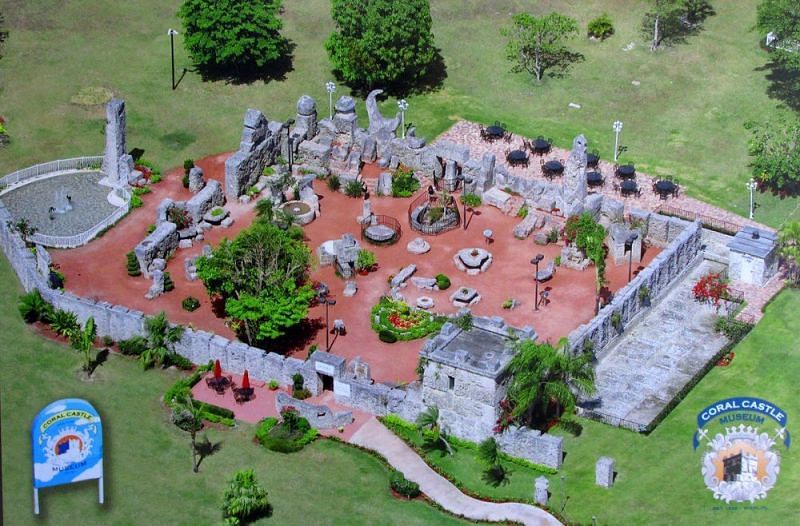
398 99 409 138
625 232 639 282
325 81 336 120
324 298 337 351
167 29 179 90
531 254 544 310
746 178 757 220
612 120 623 162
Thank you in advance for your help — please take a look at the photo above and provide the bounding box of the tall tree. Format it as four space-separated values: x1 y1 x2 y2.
779 221 800 283
505 338 596 435
503 12 582 83
196 219 313 346
745 118 800 195
326 0 439 93
178 0 288 78
642 0 714 51
141 311 185 369
757 0 800 71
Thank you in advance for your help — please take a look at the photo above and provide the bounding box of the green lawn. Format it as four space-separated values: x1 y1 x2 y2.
1 0 798 226
386 288 800 525
0 255 478 525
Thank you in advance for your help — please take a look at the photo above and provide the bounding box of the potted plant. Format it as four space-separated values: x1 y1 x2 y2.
356 249 377 275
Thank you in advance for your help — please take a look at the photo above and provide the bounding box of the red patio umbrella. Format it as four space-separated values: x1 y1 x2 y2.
213 359 222 379
242 370 251 390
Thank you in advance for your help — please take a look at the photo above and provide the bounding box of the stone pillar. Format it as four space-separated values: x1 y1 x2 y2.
102 98 128 187
534 476 549 506
333 96 358 137
559 134 588 217
188 166 205 193
444 160 458 192
596 457 616 488
295 95 318 141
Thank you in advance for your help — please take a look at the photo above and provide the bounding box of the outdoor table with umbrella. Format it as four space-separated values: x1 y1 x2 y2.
654 180 678 199
205 359 233 394
616 164 636 179
506 149 529 167
532 138 551 155
620 179 639 197
586 171 603 187
542 159 564 179
233 369 255 403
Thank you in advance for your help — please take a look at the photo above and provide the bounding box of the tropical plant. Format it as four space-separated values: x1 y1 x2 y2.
391 167 420 197
18 289 53 323
416 405 453 455
452 311 473 331
172 393 222 473
7 218 38 246
505 338 596 435
356 249 377 271
327 174 341 192
162 272 175 292
779 220 800 282
588 13 614 39
221 469 271 525
459 193 482 207
182 296 201 312
70 316 97 375
389 470 421 498
178 0 288 79
692 271 730 309
478 438 512 488
503 12 582 83
326 0 438 94
118 335 148 356
50 309 79 338
344 179 364 198
140 311 185 369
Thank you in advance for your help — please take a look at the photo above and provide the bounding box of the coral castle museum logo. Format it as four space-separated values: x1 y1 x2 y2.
694 397 790 504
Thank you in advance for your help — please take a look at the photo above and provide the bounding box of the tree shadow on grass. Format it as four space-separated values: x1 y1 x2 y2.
192 39 296 86
757 59 800 113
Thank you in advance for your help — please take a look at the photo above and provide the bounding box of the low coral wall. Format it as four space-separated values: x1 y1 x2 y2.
275 392 353 429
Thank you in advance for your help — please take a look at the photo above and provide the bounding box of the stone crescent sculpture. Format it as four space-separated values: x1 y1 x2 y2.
365 89 401 135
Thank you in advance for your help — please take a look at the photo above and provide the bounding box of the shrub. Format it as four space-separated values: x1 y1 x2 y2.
182 296 201 312
692 272 730 309
428 206 444 223
517 205 528 218
172 406 203 432
344 179 364 198
183 159 195 174
292 388 312 400
146 224 156 234
554 255 562 266
254 417 279 443
356 249 377 271
262 165 275 176
546 227 559 243
268 380 279 390
379 330 398 343
222 469 271 525
18 290 52 323
167 207 191 230
588 13 614 39
435 274 451 290
611 311 622 330
714 315 754 342
459 193 482 207
149 173 162 184
501 299 515 309
50 309 79 338
163 272 175 292
389 470 420 499
210 207 224 217
391 166 420 197
327 174 341 191
118 335 149 356
292 373 304 391
257 412 317 453
638 285 650 305
126 251 141 276
102 335 115 347
182 174 190 188
130 194 143 209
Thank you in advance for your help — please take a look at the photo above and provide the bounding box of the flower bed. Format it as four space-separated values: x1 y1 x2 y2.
371 297 446 341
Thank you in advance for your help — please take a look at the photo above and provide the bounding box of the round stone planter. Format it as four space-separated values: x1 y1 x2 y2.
279 200 315 225
416 296 435 309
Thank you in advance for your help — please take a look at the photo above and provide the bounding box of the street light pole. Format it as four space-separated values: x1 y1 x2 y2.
612 120 623 162
746 178 757 220
325 81 336 120
626 232 639 282
167 29 179 90
398 99 409 138
531 254 544 311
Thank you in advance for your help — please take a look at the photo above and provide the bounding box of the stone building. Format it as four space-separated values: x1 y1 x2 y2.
727 226 778 286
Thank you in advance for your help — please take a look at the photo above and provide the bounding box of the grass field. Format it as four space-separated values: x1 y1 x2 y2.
0 0 798 226
0 255 478 525
387 288 800 525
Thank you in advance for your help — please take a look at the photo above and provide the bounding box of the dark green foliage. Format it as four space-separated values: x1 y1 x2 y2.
222 469 271 524
18 289 52 323
379 330 398 343
588 13 614 39
178 0 288 79
327 174 341 191
183 159 194 173
50 309 79 338
167 207 191 229
504 12 582 82
546 227 560 243
356 249 376 271
642 0 714 51
162 272 175 292
182 296 200 312
118 335 148 356
256 410 317 453
435 274 451 290
389 470 421 498
714 315 754 342
391 167 420 197
292 373 304 391
140 311 185 370
481 463 512 487
171 406 204 432
101 335 114 347
126 251 141 276
427 206 444 223
292 388 312 400
746 119 800 195
344 179 364 198
326 0 438 94
459 193 482 207
182 174 190 188
452 311 473 331
758 0 800 72
196 219 313 346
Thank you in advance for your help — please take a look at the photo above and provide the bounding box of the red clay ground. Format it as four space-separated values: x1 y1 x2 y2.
54 152 659 385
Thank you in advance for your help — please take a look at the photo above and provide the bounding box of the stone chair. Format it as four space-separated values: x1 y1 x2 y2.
535 261 556 282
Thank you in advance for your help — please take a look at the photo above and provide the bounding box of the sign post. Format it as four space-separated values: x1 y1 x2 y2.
32 398 104 514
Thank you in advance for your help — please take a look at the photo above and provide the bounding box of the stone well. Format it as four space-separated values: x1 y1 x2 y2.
279 200 316 225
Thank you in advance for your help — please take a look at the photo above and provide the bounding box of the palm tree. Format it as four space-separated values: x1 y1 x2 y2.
222 469 271 524
505 337 596 435
478 437 511 487
416 405 453 455
70 316 97 375
172 394 221 473
779 221 800 283
140 311 185 369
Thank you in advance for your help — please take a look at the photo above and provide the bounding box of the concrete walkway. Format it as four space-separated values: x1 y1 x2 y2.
349 417 562 526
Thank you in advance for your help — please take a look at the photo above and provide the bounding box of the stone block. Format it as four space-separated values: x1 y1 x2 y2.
391 264 416 287
343 280 357 297
134 222 179 277
186 180 224 224
596 457 616 487
535 477 550 506
188 166 205 193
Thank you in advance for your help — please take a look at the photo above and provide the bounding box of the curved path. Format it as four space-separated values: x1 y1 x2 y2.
349 418 562 526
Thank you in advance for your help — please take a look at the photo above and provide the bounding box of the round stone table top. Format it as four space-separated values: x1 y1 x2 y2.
365 224 395 242
457 247 491 268
416 296 435 309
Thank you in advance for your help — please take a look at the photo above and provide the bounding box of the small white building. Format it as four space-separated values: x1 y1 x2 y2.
727 226 778 286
